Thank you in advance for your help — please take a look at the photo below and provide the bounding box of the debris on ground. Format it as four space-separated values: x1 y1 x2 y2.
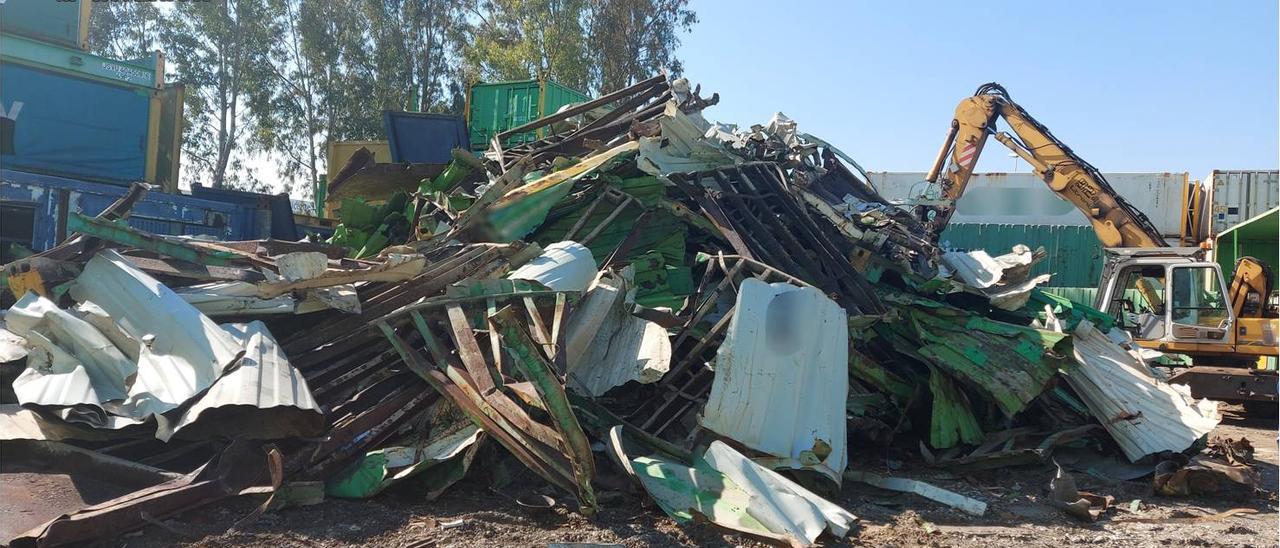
0 73 1261 547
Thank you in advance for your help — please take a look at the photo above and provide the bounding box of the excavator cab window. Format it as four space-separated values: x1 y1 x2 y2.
1107 265 1167 340
1169 265 1230 341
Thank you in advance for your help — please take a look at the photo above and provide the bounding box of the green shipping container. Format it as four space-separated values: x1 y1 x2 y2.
939 223 1105 288
1213 207 1279 289
467 79 590 150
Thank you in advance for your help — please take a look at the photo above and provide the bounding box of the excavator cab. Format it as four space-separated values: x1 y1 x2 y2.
1098 249 1233 346
1097 248 1277 408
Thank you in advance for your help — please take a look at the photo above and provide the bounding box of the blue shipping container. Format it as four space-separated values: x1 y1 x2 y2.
1 169 255 254
190 185 298 241
0 0 88 50
383 111 468 164
1 63 151 182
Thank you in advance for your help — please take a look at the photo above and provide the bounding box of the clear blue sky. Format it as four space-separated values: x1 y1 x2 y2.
677 0 1278 179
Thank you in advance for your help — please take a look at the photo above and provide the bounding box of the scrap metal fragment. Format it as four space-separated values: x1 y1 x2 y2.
1153 455 1260 498
325 422 482 499
845 471 987 517
1047 462 1114 521
0 440 181 544
634 253 814 438
506 241 597 292
160 321 323 441
8 292 135 404
699 278 848 484
256 253 426 298
563 268 671 397
1061 320 1220 462
377 287 599 515
8 440 271 548
609 431 855 546
67 250 244 424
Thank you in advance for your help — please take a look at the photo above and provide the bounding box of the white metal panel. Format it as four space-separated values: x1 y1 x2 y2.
611 429 856 546
8 292 135 403
867 171 1188 237
161 320 322 441
701 441 858 542
563 269 671 396
1207 170 1279 234
505 241 596 292
69 250 244 420
700 278 848 483
1061 320 1220 462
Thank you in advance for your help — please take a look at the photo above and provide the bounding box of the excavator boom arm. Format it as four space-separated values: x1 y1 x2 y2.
923 83 1168 248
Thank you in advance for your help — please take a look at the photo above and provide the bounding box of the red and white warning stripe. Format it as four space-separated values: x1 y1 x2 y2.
956 142 977 169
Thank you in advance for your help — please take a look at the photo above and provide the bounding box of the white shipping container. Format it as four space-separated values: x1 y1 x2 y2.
866 171 1189 238
1206 170 1279 235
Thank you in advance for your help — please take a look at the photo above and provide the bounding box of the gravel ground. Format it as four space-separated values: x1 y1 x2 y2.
117 406 1278 547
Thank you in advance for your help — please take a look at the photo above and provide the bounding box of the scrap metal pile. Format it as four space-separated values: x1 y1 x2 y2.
0 74 1256 547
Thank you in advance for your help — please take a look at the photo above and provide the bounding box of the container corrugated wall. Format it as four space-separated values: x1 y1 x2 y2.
939 223 1104 288
867 172 1189 238
1213 208 1279 289
1207 170 1279 235
467 79 589 150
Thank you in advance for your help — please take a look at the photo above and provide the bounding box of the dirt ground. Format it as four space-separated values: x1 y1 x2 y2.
117 406 1278 548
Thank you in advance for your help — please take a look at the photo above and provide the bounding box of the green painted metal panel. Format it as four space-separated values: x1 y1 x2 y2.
467 79 589 150
1040 287 1100 308
1215 207 1279 288
940 223 1104 287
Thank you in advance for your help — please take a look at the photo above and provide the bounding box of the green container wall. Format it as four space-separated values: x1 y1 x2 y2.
1213 209 1279 288
468 79 589 150
939 223 1104 288
1041 287 1101 308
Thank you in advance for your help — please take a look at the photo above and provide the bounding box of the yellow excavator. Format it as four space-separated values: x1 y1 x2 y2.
918 83 1278 412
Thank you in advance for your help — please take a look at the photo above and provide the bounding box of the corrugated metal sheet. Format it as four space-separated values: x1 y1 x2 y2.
8 293 135 407
613 432 856 546
1207 170 1279 235
175 281 299 317
563 269 671 396
1041 286 1101 307
867 171 1189 237
506 241 596 292
163 320 322 441
700 278 848 484
940 223 1103 288
1062 320 1221 462
68 250 243 421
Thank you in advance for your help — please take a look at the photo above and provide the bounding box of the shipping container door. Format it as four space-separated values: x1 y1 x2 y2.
1 63 150 182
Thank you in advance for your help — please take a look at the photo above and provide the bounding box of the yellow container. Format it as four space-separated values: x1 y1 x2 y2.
326 140 391 184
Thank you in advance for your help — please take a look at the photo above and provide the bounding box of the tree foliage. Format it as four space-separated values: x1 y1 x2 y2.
86 2 163 60
85 0 695 194
587 0 697 92
161 0 280 189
